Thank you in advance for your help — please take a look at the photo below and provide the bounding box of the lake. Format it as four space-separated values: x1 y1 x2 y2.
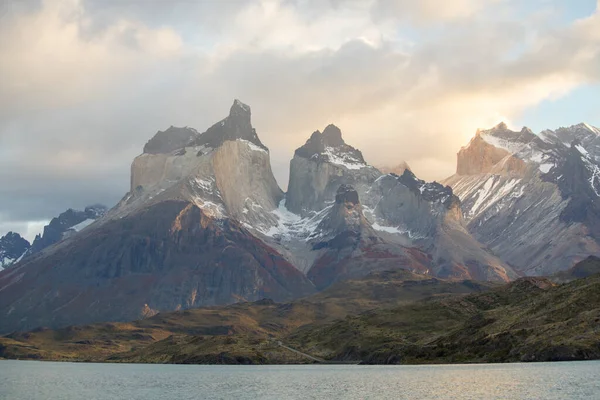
0 360 598 399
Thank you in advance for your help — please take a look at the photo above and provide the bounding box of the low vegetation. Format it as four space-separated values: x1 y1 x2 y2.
1 265 599 365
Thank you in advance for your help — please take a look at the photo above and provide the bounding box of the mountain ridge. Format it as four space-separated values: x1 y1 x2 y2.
444 121 600 275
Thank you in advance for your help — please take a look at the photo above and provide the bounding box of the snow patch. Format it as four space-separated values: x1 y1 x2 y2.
481 133 526 154
372 223 426 240
239 139 268 154
70 219 95 232
575 144 589 157
262 199 329 241
539 163 554 173
323 147 366 170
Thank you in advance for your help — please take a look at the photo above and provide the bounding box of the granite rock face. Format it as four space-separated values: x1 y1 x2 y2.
444 122 600 275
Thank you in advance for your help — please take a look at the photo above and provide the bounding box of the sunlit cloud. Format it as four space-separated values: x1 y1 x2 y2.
0 0 599 237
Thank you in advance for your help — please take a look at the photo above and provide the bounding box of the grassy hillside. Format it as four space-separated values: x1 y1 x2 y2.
2 270 598 365
0 271 493 363
289 275 600 363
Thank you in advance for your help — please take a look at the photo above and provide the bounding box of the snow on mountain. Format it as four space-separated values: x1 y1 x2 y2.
444 122 600 275
278 125 515 282
0 99 313 334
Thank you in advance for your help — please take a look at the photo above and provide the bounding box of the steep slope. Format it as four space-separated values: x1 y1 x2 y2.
0 100 313 333
444 122 600 275
0 232 30 270
278 125 515 282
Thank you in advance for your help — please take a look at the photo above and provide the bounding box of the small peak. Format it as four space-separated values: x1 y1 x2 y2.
335 184 360 205
494 122 508 130
577 122 600 134
521 126 533 134
322 124 344 147
230 99 251 118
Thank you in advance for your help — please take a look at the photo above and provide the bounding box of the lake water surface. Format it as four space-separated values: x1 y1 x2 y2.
0 360 598 399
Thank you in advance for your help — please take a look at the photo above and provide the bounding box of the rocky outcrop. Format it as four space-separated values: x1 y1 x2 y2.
444 122 600 275
143 126 199 154
457 133 525 176
0 232 30 270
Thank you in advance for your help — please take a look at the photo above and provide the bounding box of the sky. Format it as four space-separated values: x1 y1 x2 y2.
0 0 599 241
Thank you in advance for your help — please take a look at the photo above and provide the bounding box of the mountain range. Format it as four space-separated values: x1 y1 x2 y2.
1 100 599 334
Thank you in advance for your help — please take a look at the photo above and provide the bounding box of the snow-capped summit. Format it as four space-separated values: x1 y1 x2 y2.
287 124 380 216
294 124 368 170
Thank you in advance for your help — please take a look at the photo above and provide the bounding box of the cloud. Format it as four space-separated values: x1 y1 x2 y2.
0 0 599 237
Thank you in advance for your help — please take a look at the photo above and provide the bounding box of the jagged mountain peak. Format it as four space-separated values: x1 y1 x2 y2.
322 124 344 147
231 99 251 117
294 124 367 169
189 99 266 151
26 204 108 255
394 170 456 207
568 122 600 135
143 100 266 156
446 120 600 276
